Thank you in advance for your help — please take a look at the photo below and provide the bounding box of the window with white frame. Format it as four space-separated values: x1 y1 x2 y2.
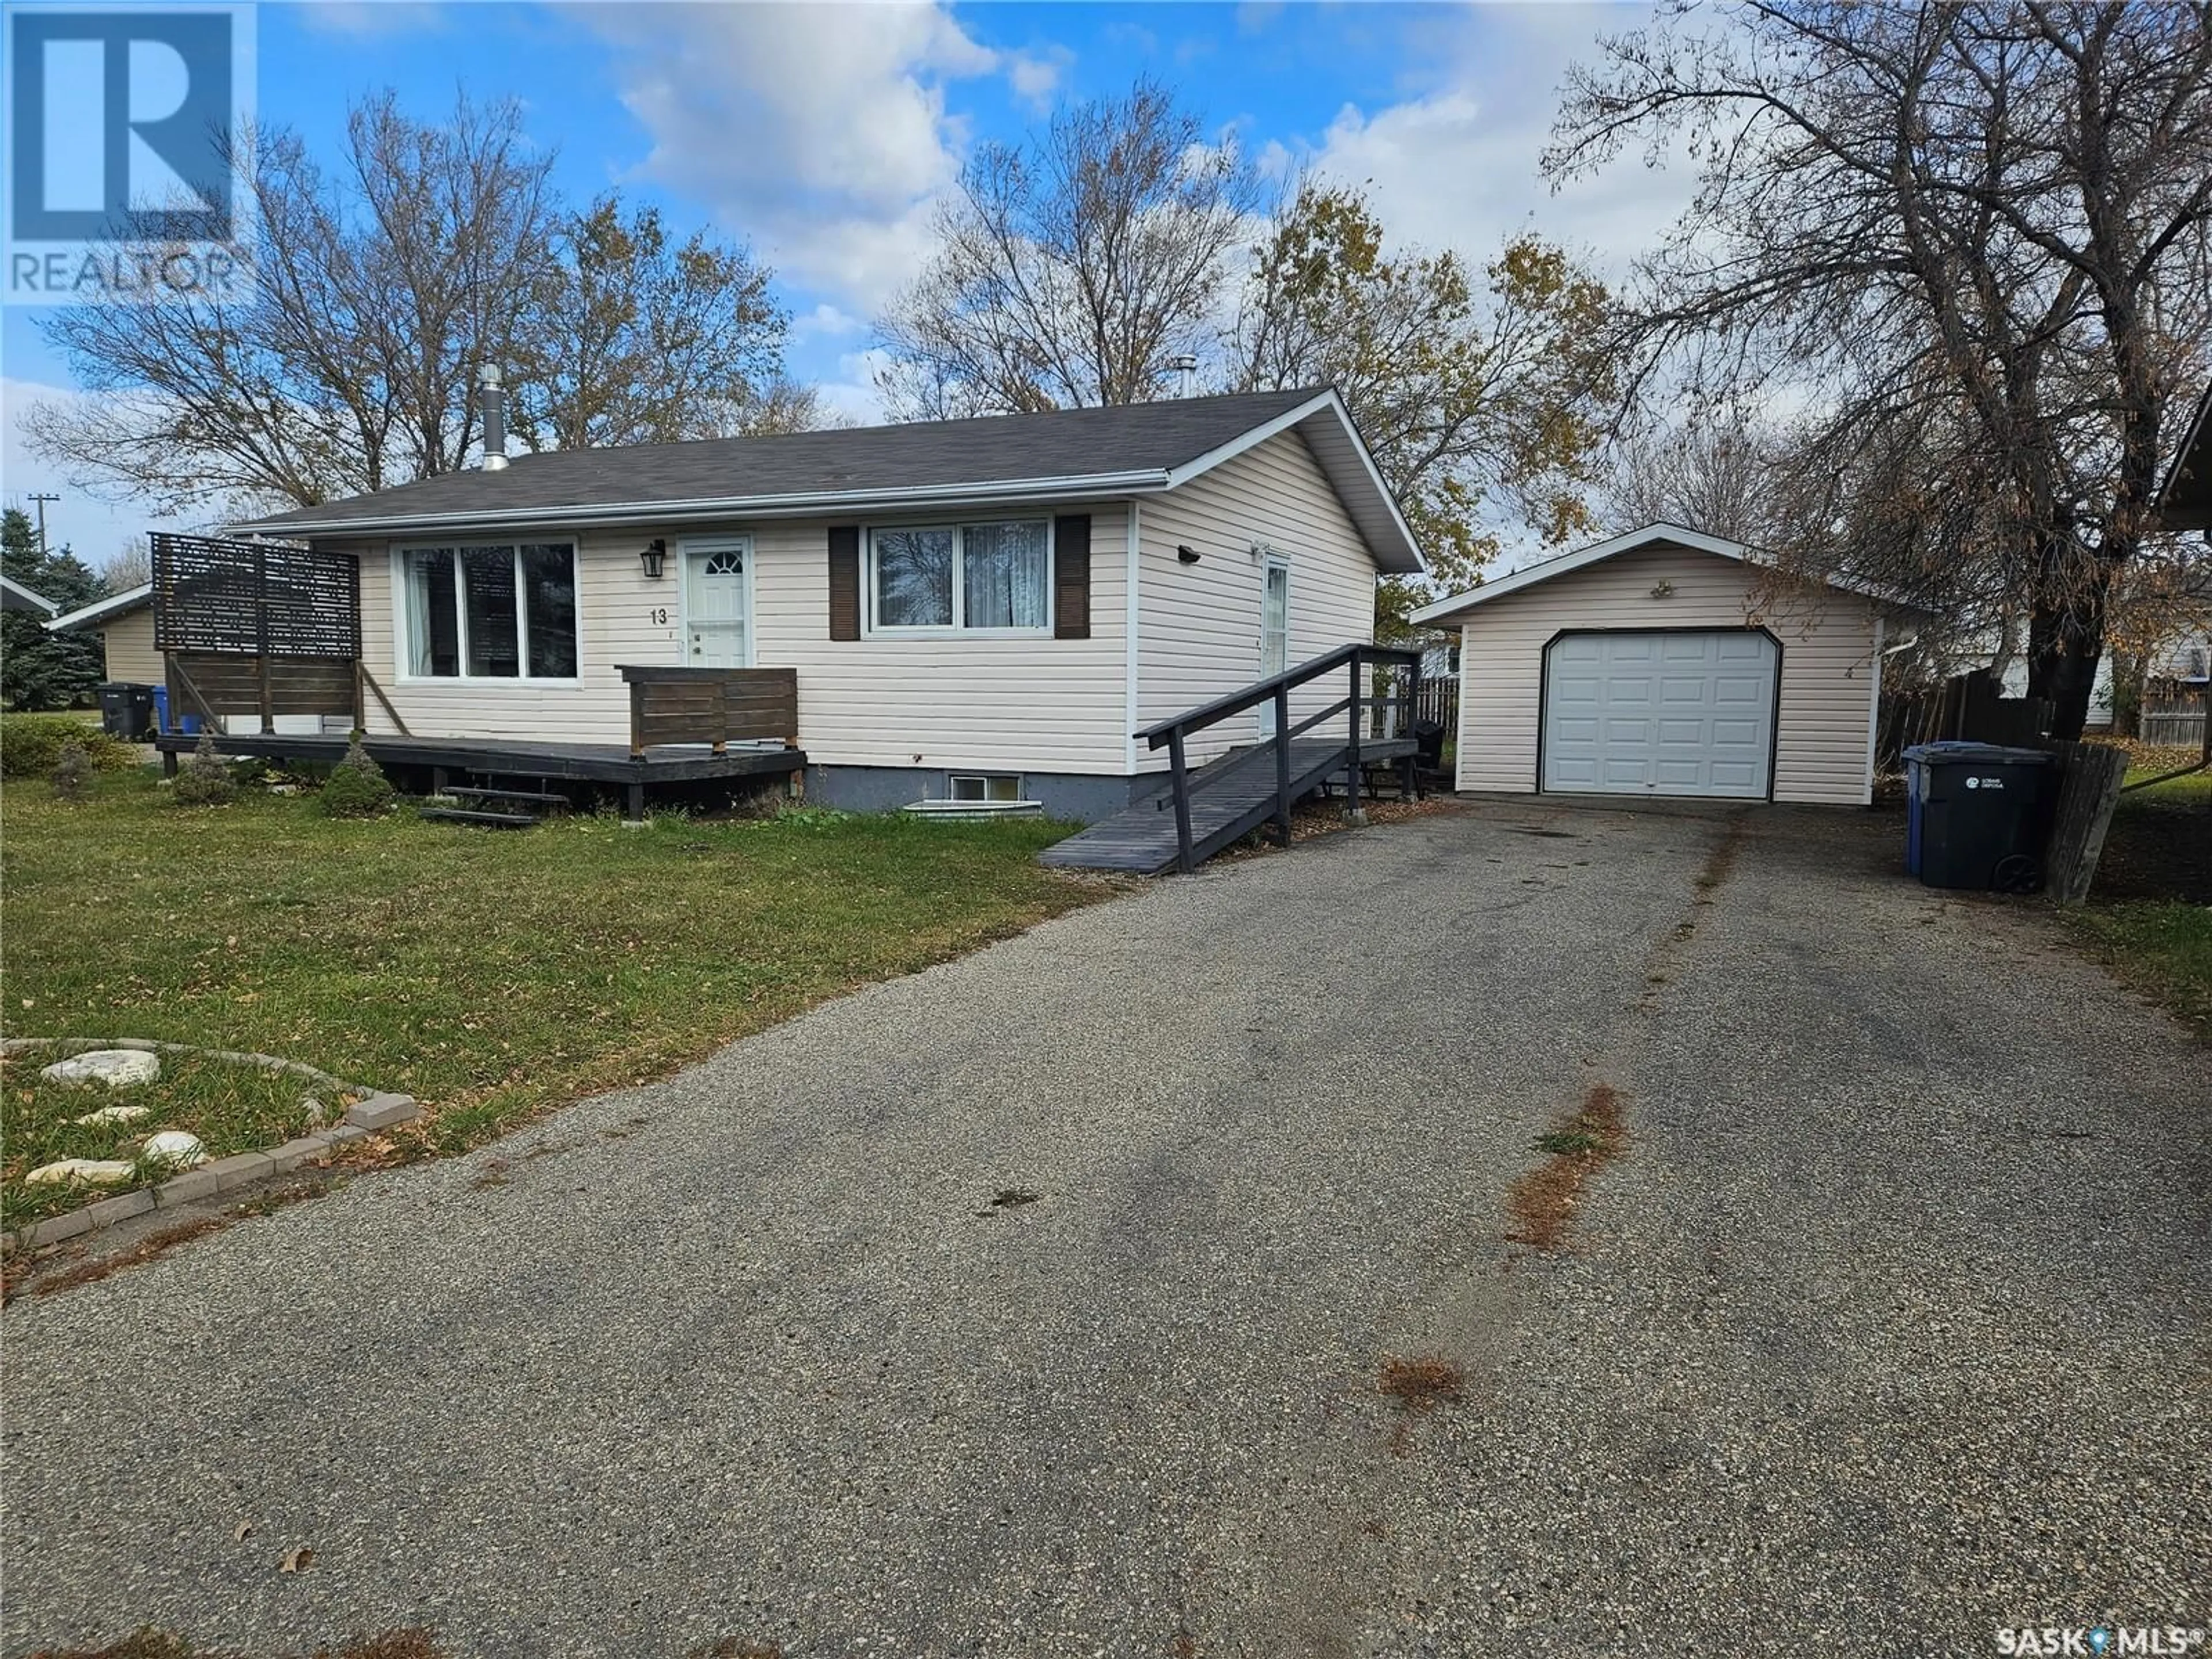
948 774 1022 802
869 520 1050 632
401 543 578 679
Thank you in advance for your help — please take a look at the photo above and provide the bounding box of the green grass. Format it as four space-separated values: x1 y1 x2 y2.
1 772 1103 1158
2065 901 2212 1037
2066 747 2211 1036
1 1050 319 1225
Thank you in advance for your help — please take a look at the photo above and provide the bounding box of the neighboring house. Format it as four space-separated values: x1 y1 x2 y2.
222 391 1421 821
2156 383 2210 537
43 584 159 683
1 574 59 616
1411 524 1904 806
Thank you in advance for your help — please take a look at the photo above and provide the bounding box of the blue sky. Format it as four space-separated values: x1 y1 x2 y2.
1 0 1687 567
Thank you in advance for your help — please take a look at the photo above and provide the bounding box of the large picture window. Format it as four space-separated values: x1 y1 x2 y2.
402 542 578 679
869 520 1049 633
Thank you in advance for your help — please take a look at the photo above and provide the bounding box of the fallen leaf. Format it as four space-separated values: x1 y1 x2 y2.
234 1520 253 1542
280 1546 315 1573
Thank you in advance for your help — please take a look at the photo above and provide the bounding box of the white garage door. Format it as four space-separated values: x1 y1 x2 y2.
1541 631 1778 798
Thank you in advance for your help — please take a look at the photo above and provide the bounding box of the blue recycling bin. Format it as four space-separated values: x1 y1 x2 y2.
1903 742 2052 891
151 684 169 735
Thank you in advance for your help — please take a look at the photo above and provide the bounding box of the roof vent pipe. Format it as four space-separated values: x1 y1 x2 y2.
479 363 508 472
1170 354 1198 398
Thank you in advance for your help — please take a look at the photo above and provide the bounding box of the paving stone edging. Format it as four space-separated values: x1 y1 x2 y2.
2 1037 418 1255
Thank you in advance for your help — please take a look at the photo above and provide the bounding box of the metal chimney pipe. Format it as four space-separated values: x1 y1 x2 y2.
1170 354 1199 399
479 363 508 472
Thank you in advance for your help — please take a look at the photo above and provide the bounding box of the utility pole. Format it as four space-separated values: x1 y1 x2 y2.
26 491 59 560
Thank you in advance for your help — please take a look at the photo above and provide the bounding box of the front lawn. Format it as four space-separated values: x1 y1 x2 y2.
1 1050 321 1225
1 774 1103 1155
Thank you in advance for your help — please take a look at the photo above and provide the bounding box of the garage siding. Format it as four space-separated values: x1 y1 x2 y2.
1453 544 1881 806
97 608 163 684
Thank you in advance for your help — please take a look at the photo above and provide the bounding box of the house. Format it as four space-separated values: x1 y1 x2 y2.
2 574 60 616
2156 383 2210 537
1410 524 1904 806
214 390 1421 821
43 584 158 682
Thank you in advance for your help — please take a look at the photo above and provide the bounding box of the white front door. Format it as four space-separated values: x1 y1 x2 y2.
683 539 753 668
1541 630 1778 798
1257 557 1290 736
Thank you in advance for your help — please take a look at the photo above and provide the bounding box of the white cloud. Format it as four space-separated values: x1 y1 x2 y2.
582 2 1046 317
1283 4 1696 281
814 349 892 427
1 378 197 571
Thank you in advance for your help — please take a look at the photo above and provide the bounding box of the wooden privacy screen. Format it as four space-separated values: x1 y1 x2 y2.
152 533 361 658
166 653 361 725
618 666 799 755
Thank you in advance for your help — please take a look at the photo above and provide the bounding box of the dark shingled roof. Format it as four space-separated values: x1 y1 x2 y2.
2158 384 2212 535
235 391 1328 533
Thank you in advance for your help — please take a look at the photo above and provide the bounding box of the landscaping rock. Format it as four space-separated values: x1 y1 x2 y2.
24 1158 135 1185
143 1130 208 1170
72 1103 154 1128
40 1049 160 1089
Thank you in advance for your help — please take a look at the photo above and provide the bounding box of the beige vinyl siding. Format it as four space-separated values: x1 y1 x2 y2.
343 505 1132 774
97 608 162 684
1137 429 1380 767
1453 544 1881 806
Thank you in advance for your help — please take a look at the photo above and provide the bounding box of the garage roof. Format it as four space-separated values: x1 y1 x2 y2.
44 582 152 634
1409 524 1904 626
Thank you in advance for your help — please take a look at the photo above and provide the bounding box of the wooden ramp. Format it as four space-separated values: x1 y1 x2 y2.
1041 736 1416 874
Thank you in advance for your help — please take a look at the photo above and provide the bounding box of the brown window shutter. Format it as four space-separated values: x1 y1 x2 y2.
827 525 860 641
1053 514 1091 640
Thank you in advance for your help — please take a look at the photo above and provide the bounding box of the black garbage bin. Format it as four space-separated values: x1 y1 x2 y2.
97 682 156 741
1902 741 2052 892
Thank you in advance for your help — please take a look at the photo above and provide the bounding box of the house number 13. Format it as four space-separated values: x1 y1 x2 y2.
649 607 669 625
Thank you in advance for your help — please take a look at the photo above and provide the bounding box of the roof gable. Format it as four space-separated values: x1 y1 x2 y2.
1410 523 1899 625
2156 384 2211 533
45 582 151 634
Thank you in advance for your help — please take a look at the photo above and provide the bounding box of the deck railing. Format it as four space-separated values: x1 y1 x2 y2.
1134 642 1422 872
618 665 799 756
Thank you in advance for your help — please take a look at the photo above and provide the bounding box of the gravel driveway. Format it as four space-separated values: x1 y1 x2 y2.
4 800 2206 1658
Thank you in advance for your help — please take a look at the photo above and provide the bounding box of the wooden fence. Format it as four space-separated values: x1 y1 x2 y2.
2037 740 2128 906
2140 690 2207 747
1877 668 2051 769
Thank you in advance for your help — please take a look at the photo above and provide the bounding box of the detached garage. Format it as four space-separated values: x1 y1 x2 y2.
1412 524 1897 806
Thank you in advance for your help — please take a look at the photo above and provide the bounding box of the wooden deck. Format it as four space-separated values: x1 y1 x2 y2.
154 730 805 817
1040 736 1418 874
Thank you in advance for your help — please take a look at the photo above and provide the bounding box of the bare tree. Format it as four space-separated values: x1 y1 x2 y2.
1230 180 1615 625
513 197 788 450
1548 1 2212 737
29 91 558 514
1599 405 1779 544
874 78 1262 417
99 533 152 592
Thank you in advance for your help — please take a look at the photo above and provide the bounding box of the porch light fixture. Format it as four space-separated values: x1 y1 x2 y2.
1177 543 1201 565
640 538 667 579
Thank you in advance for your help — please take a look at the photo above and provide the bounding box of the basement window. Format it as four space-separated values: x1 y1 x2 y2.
948 774 1022 803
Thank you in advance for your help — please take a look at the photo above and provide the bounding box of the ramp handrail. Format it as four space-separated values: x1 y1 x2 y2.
1137 642 1422 872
